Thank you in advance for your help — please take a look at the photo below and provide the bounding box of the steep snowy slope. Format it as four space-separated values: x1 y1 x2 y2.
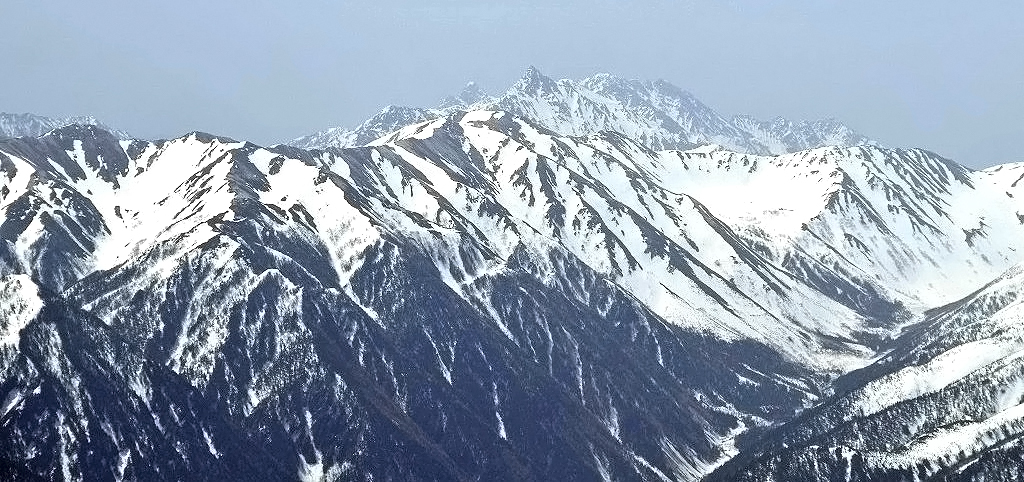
370 111 876 368
0 274 293 480
707 264 1024 481
657 145 1024 313
292 67 874 155
0 125 134 290
1 116 872 480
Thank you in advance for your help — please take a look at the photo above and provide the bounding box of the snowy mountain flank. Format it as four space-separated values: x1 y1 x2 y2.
3 74 1024 480
291 67 877 155
709 262 1024 481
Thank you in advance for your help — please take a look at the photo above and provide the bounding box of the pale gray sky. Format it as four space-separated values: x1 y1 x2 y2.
2 1 1021 168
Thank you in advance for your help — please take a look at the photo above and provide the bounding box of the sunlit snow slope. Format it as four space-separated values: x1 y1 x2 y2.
659 145 1024 310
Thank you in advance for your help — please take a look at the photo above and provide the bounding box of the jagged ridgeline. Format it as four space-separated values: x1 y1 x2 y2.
291 67 876 155
3 71 1024 481
1 112 131 142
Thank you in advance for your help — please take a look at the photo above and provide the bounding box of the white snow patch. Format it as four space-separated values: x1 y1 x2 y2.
850 339 1024 418
0 275 43 347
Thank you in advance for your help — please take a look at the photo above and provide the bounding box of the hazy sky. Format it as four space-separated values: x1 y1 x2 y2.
2 1 1022 168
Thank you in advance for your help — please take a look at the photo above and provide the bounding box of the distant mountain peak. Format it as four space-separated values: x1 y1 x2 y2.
291 68 877 156
512 65 559 94
0 112 131 141
459 81 486 103
437 82 491 110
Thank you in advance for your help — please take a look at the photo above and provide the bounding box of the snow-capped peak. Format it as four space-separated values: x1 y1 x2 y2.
439 81 490 109
510 65 561 95
290 68 876 155
0 112 132 141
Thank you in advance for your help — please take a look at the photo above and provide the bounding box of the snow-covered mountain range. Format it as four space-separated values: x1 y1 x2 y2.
291 67 877 156
2 71 1024 480
0 112 130 141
